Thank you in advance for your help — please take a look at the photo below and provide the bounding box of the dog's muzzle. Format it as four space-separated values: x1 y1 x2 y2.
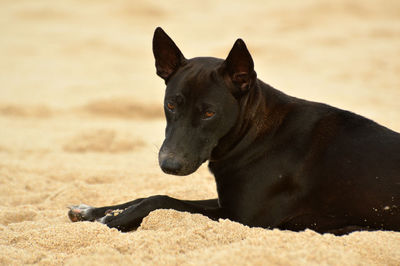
158 150 187 175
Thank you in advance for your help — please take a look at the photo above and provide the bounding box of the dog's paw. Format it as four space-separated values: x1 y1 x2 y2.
96 209 124 224
68 204 96 222
96 209 137 232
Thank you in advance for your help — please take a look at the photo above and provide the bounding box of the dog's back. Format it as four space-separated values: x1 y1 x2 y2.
210 80 400 233
302 104 400 231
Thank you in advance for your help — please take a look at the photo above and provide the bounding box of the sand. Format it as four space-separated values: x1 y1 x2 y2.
1 0 400 265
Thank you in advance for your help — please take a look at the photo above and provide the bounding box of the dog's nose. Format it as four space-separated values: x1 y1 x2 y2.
160 157 183 175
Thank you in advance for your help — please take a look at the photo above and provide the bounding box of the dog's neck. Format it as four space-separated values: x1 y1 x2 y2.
209 79 295 163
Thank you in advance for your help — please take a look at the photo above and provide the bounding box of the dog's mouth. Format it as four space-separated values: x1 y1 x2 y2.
159 159 203 176
158 150 208 176
158 137 217 176
161 166 196 176
158 151 207 176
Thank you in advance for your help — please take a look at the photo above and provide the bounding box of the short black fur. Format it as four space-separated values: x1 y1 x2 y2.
68 27 400 235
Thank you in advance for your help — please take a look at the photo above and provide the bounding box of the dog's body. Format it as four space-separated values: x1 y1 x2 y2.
68 28 400 235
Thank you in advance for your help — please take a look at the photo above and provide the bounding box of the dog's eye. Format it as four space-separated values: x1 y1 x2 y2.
203 111 215 119
166 102 175 111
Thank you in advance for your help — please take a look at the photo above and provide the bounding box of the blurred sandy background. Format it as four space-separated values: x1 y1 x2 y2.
1 0 399 265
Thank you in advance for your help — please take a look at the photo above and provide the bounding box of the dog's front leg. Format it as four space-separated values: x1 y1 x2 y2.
68 198 146 222
99 195 224 232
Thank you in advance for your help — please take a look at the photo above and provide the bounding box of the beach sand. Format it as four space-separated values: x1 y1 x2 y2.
1 0 399 264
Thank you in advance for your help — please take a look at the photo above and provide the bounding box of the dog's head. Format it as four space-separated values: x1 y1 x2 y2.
153 27 256 175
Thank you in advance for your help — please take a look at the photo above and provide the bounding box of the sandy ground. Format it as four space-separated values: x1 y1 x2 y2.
1 0 400 265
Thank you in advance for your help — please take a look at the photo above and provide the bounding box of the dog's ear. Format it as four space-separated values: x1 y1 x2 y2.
223 39 256 94
152 27 186 81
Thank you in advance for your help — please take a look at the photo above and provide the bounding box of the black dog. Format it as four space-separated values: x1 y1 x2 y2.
68 27 400 235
